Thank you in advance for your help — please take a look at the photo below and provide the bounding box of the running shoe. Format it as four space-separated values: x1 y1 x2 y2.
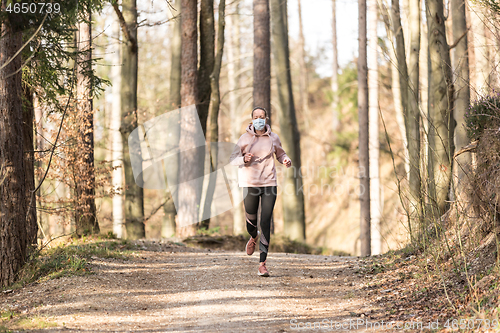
245 230 259 255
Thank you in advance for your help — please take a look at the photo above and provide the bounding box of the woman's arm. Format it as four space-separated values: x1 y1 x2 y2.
229 136 250 166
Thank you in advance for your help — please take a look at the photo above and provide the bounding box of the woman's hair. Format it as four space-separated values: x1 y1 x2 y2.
251 106 268 118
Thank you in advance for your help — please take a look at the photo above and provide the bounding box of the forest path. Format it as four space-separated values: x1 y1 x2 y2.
2 241 395 332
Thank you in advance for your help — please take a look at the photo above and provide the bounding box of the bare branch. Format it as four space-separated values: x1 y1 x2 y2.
112 2 137 52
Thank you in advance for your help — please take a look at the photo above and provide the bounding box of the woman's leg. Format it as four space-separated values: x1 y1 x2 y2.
259 186 277 262
243 187 260 238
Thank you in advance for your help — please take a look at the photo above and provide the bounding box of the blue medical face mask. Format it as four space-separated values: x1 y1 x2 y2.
253 118 266 131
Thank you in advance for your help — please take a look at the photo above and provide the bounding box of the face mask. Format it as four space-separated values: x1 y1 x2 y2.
252 118 266 131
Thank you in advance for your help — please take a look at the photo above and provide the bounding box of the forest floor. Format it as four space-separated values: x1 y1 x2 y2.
0 238 494 332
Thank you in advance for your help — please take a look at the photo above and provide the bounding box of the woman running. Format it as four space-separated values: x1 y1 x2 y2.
230 107 292 277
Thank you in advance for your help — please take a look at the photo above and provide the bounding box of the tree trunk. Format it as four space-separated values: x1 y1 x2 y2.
111 16 124 239
419 15 428 199
297 0 310 130
199 0 216 230
177 0 200 238
75 10 99 236
270 0 306 241
22 85 38 247
162 0 182 239
227 0 244 236
198 0 215 136
34 95 45 239
368 0 381 255
202 0 226 229
332 0 340 132
170 0 182 111
392 0 422 237
359 0 371 257
0 15 29 286
426 0 454 217
253 0 271 116
381 1 409 179
407 0 422 232
451 0 470 202
115 0 145 239
468 0 489 97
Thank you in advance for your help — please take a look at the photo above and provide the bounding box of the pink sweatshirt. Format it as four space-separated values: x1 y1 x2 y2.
230 123 290 187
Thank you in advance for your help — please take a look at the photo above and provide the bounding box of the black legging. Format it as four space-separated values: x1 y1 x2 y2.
243 186 277 262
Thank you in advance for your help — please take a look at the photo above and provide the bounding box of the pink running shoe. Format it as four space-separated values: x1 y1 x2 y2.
258 260 269 277
245 231 259 255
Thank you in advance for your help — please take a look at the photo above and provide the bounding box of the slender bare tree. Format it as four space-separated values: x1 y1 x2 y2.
468 0 489 97
75 8 99 236
177 0 200 238
227 0 245 236
297 0 310 129
368 0 381 255
426 0 454 217
253 0 271 115
332 0 340 132
114 0 145 239
111 16 124 239
270 0 306 241
198 0 215 135
451 0 471 202
407 0 422 231
359 0 371 257
162 0 182 239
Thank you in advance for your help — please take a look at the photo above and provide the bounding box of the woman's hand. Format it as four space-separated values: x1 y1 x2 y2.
244 153 254 163
283 157 292 168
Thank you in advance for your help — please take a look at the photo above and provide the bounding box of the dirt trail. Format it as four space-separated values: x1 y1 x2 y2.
1 242 396 332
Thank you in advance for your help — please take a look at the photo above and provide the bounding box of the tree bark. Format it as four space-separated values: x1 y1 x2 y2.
177 0 200 238
381 2 409 178
359 0 371 257
253 0 271 117
199 0 216 231
407 0 422 232
270 0 306 241
0 13 29 286
170 0 182 111
451 0 470 203
75 10 99 236
332 0 340 132
115 0 145 239
162 0 182 239
111 16 124 239
426 0 454 217
227 0 244 236
368 0 381 255
419 16 428 195
22 84 38 247
202 0 226 229
198 0 215 137
468 0 489 97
